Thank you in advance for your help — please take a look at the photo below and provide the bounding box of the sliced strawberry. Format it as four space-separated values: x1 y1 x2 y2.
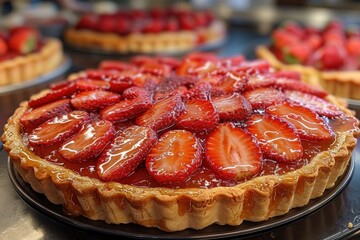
274 78 328 98
99 60 133 71
101 96 152 123
155 56 181 69
75 79 110 91
154 86 187 101
236 60 271 74
146 130 202 183
20 99 72 131
50 80 74 91
266 102 335 141
271 70 301 81
246 114 303 162
59 120 115 162
221 55 245 67
214 72 248 94
156 75 198 93
28 111 90 146
182 82 212 101
205 123 263 180
122 86 152 100
97 125 157 181
71 90 121 111
284 90 343 117
108 78 134 93
28 82 77 108
135 94 184 132
184 52 219 62
130 55 154 66
243 87 286 109
212 93 252 121
245 74 275 90
140 61 171 76
176 99 219 133
8 27 39 54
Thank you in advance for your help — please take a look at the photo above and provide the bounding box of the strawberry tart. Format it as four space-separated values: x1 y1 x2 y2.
0 26 64 86
64 8 226 54
256 20 360 100
2 53 359 231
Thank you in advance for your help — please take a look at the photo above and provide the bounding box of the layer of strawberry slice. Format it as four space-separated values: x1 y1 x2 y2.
59 120 115 162
146 130 202 183
20 99 72 131
136 94 184 132
75 79 110 91
8 27 39 54
271 70 301 81
243 87 286 109
205 123 263 181
28 111 90 146
99 60 132 71
246 114 303 162
266 102 335 141
214 72 248 94
274 78 328 98
284 90 343 117
182 82 212 101
97 125 157 181
28 82 77 109
71 90 121 111
109 78 134 93
212 93 252 122
245 74 275 90
176 99 219 133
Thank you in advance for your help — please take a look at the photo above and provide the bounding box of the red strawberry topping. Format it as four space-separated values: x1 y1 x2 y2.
136 94 184 132
284 90 343 117
274 78 328 98
212 93 252 121
28 111 90 146
8 27 39 54
243 88 286 109
176 99 219 133
97 126 157 181
71 90 121 111
28 82 77 108
99 60 132 71
75 79 110 91
146 130 202 183
59 120 115 162
205 123 263 180
266 102 335 141
20 99 72 131
246 114 303 162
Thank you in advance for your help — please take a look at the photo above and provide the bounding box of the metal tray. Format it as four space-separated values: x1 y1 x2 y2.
7 157 354 240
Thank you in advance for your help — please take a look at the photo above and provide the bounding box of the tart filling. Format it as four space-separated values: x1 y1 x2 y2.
256 21 360 99
0 26 63 86
64 9 225 54
2 53 359 231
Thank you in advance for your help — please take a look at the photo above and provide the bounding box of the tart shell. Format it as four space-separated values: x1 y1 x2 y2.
0 39 63 87
256 45 360 100
64 21 226 54
2 88 359 231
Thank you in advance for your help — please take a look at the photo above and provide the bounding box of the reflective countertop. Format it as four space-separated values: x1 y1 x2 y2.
0 24 359 240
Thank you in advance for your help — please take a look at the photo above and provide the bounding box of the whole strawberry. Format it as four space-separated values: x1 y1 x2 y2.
8 26 39 54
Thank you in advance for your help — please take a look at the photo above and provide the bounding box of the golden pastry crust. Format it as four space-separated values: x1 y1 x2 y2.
256 45 360 100
2 86 359 232
0 39 63 87
64 21 226 54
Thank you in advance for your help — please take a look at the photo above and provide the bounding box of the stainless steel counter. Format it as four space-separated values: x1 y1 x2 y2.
0 25 359 240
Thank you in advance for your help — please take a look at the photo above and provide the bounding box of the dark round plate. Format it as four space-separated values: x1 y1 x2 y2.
0 56 71 95
7 158 354 239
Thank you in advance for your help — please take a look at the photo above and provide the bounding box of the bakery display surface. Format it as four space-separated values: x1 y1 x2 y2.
0 22 359 240
64 8 226 55
256 21 360 100
2 50 359 232
0 26 65 87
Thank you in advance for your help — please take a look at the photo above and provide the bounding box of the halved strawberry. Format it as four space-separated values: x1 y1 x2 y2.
20 99 72 131
243 88 286 109
75 79 110 91
135 94 184 132
28 111 90 146
176 99 219 133
97 125 157 181
28 82 77 108
71 90 121 111
146 130 202 183
284 90 343 117
8 27 39 54
59 120 115 162
246 114 303 162
99 60 133 71
212 93 252 121
100 96 152 122
205 123 263 180
266 102 335 141
274 78 328 98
